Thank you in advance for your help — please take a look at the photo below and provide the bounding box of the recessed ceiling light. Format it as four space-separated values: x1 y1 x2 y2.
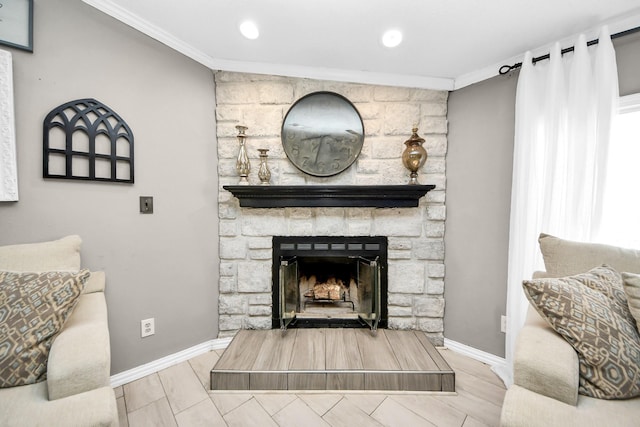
239 20 259 40
382 29 403 48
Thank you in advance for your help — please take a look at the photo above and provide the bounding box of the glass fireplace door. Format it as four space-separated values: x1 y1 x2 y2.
279 256 299 331
357 256 380 331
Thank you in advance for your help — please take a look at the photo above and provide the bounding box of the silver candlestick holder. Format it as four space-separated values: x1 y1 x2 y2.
235 125 251 185
257 148 271 185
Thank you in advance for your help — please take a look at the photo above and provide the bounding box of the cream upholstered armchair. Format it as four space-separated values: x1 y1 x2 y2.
500 234 640 427
0 236 118 426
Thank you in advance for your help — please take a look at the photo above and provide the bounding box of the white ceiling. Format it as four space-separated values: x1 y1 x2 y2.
83 0 640 90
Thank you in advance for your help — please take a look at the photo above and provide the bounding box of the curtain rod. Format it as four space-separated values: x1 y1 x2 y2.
498 25 640 75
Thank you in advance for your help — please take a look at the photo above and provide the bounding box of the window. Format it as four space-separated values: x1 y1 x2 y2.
597 93 640 249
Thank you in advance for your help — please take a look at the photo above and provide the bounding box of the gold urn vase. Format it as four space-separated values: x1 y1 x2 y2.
402 127 427 185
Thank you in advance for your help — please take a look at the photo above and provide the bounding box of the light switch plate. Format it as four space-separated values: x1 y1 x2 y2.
140 196 153 214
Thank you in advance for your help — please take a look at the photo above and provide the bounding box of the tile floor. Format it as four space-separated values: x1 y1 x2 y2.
115 347 506 427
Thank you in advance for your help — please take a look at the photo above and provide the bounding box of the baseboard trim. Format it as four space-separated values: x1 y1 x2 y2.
110 337 233 388
443 338 507 376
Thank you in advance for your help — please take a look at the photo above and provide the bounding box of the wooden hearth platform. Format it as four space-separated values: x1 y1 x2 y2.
210 329 455 392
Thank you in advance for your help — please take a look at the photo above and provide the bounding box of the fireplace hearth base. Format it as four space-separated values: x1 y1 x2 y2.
211 328 455 392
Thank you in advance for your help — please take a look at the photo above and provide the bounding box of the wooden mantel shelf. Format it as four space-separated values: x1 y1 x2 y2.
223 185 435 208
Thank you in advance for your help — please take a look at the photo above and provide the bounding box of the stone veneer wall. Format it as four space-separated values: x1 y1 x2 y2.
215 72 448 345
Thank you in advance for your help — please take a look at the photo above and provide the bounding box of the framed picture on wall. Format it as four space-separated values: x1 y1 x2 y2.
0 0 34 52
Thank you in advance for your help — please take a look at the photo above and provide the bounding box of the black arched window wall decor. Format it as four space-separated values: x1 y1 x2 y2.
43 98 134 183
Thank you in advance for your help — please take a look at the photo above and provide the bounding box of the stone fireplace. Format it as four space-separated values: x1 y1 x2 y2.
215 71 448 346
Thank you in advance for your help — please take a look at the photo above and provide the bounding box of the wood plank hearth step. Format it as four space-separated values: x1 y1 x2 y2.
210 329 455 392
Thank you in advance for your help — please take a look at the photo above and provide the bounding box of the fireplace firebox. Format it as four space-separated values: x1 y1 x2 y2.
272 236 388 330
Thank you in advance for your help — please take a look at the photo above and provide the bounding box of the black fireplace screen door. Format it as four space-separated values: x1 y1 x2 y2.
358 256 380 331
279 256 299 331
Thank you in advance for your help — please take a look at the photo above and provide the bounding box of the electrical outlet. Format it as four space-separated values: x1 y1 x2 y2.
141 318 155 338
501 315 507 333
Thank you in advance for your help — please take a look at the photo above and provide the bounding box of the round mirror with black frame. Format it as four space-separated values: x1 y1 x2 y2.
281 91 364 177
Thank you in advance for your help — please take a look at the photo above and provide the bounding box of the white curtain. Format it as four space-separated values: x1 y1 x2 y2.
495 27 619 386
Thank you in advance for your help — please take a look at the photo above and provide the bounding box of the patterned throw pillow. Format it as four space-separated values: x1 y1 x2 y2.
523 265 640 399
0 269 90 387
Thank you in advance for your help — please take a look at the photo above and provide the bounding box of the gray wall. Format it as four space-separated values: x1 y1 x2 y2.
616 31 640 96
0 0 219 374
444 32 640 358
445 74 517 357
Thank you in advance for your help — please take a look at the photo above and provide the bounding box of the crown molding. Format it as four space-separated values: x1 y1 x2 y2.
83 1 640 92
82 0 454 91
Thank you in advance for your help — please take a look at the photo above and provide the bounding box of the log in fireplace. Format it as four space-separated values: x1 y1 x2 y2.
272 236 388 331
